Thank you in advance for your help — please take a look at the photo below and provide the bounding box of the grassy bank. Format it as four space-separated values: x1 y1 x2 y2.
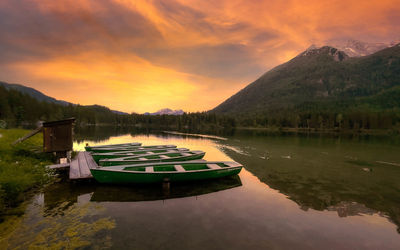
0 129 54 216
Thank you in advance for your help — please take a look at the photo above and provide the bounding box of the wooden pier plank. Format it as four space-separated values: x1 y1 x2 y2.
69 152 94 179
79 152 92 178
84 151 98 170
69 157 81 179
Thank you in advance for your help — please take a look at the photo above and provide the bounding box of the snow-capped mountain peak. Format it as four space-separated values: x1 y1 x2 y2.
144 108 184 115
331 39 399 57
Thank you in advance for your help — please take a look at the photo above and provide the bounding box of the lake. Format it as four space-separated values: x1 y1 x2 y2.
5 128 400 249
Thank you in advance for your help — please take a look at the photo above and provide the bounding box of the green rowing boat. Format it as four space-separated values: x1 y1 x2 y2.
85 142 141 151
91 148 190 163
99 150 205 166
86 144 177 153
90 160 243 184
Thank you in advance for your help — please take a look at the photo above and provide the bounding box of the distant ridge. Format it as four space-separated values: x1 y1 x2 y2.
0 81 128 115
144 108 184 115
0 81 70 106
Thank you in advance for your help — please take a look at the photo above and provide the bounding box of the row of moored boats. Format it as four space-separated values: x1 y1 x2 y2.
86 142 243 184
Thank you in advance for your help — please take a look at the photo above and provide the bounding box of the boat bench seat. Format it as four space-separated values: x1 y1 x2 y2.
207 164 222 170
225 162 241 167
145 167 154 172
174 165 186 172
181 153 192 156
159 155 169 159
139 157 147 160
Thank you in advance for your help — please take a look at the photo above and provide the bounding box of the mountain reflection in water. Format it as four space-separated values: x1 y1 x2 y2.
217 131 400 233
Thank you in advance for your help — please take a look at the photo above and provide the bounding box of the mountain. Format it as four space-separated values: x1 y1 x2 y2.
0 83 133 126
212 44 400 115
0 81 128 115
83 105 129 115
144 108 184 115
111 110 129 115
0 81 70 106
331 39 399 57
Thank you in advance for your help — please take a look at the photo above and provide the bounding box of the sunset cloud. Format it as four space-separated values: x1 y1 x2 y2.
0 0 399 113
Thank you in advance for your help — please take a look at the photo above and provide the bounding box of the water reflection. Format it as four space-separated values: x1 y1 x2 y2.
73 128 400 232
43 176 242 210
6 196 115 249
6 127 400 249
74 126 154 143
73 128 400 234
217 133 400 233
74 125 236 143
326 201 382 217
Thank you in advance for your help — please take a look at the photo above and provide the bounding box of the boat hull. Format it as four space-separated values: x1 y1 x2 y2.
90 167 242 184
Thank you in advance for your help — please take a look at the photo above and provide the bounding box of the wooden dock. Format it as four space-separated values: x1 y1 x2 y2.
69 151 96 179
46 151 96 179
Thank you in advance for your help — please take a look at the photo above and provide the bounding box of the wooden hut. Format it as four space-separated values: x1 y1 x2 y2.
42 118 75 160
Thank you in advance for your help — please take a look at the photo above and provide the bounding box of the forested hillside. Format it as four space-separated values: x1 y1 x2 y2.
0 84 234 132
0 84 122 126
212 45 400 130
0 81 69 106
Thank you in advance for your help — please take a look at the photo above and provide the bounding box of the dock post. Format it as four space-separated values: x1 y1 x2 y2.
162 178 170 196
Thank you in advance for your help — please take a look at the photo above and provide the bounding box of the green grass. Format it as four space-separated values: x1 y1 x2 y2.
0 129 54 216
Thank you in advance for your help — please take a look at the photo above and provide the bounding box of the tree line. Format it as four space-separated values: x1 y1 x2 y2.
0 84 399 132
0 85 235 131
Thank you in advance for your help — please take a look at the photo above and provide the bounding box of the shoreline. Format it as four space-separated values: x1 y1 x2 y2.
235 126 399 135
0 129 54 218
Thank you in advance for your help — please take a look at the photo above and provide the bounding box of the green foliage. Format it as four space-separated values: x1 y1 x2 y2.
0 129 53 215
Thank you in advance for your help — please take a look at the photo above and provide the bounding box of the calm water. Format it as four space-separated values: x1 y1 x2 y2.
5 128 400 249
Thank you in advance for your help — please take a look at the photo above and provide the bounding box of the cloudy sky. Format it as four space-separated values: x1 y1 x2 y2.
1 0 399 113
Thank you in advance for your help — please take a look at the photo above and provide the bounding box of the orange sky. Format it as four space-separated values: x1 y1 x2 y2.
0 0 399 113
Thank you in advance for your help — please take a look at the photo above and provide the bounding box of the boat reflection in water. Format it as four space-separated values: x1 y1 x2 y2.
43 175 242 213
